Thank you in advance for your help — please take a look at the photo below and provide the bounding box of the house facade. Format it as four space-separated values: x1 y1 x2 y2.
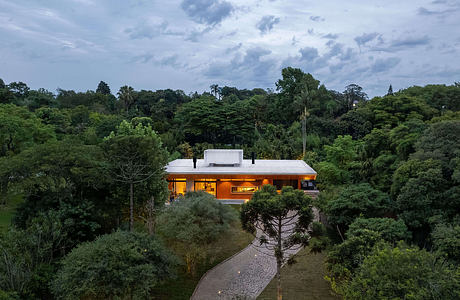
166 149 317 203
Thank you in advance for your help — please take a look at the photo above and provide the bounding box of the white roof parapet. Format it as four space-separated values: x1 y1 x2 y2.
204 149 243 166
166 159 317 176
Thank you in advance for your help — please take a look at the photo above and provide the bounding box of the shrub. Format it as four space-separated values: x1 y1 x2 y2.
52 230 177 300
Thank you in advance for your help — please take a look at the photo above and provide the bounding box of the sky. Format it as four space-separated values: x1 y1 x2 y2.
0 0 459 97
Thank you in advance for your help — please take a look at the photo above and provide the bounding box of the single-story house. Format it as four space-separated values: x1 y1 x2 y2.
166 149 317 203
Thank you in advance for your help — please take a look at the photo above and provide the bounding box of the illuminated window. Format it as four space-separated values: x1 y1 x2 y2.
194 181 217 197
231 186 259 194
220 179 257 182
168 180 187 199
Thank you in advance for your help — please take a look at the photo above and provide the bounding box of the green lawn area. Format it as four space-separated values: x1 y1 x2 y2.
152 204 254 299
258 249 341 300
0 194 23 233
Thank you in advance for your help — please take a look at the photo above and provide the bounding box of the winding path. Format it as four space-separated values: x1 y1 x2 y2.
191 208 319 300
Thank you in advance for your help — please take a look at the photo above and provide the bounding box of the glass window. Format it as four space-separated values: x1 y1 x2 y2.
273 179 298 190
168 180 186 199
194 181 217 197
231 186 258 194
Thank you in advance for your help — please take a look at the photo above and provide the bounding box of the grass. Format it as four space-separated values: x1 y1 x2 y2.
258 248 341 300
153 204 253 299
0 194 23 233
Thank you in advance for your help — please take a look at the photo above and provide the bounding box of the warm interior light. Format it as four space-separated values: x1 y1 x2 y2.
220 179 257 182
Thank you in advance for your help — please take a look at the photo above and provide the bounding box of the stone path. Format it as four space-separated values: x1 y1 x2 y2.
191 209 319 300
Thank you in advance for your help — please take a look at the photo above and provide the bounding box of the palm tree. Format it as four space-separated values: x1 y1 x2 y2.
117 86 135 113
294 77 316 157
210 84 220 99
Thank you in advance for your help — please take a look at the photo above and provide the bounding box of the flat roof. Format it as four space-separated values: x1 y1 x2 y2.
166 159 317 176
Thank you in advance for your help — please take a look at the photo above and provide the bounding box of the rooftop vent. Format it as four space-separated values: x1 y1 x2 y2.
204 149 243 166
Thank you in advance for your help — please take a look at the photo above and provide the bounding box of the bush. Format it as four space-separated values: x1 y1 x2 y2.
341 243 460 300
156 191 237 274
52 230 177 300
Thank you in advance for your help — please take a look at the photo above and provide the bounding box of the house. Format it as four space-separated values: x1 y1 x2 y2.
166 149 318 203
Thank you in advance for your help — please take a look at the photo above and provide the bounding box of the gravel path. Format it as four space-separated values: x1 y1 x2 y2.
191 208 319 300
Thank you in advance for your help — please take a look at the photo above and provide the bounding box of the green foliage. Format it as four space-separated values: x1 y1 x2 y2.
341 243 460 300
316 135 361 185
157 191 237 274
326 183 391 230
241 185 313 259
52 230 177 300
347 217 411 243
0 104 55 157
0 212 66 299
96 81 111 95
401 83 460 111
327 230 383 278
1 139 115 241
432 223 460 264
395 168 450 243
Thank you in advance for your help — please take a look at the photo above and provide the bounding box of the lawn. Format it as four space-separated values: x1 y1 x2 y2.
0 194 23 233
152 204 254 299
258 248 341 300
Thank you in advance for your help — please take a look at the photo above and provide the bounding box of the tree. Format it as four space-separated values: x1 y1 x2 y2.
52 230 177 300
326 183 391 233
2 139 115 240
210 84 221 99
343 84 367 110
0 104 55 205
157 191 237 275
386 84 394 96
432 223 460 264
294 75 319 156
117 85 136 113
96 81 111 95
315 135 361 186
347 217 411 244
341 243 460 300
240 185 314 300
0 212 66 299
103 120 168 231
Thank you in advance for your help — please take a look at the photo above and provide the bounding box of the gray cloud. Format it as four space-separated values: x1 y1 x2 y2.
1 0 459 98
322 33 339 39
299 47 319 61
391 36 430 48
354 32 380 46
225 42 242 54
256 15 280 34
371 57 401 73
124 21 170 39
205 47 277 86
181 0 234 25
310 16 325 22
418 6 457 15
185 27 212 42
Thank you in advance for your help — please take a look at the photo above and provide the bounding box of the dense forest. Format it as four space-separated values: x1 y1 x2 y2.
0 68 459 299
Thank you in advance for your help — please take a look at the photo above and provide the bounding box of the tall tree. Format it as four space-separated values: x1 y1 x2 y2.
103 120 168 231
343 84 367 109
387 84 394 96
241 185 314 300
210 84 220 99
96 81 111 95
117 86 135 113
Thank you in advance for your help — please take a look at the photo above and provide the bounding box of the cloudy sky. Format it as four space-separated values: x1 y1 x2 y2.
1 0 459 97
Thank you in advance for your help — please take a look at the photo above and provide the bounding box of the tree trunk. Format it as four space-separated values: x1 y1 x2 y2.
0 179 7 206
277 216 283 300
301 107 307 157
129 182 134 231
277 257 282 300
